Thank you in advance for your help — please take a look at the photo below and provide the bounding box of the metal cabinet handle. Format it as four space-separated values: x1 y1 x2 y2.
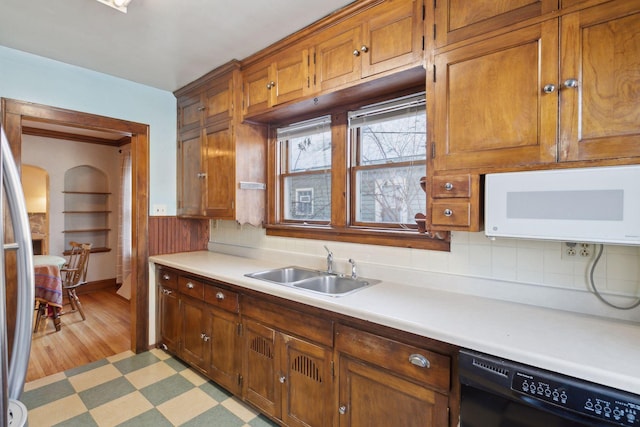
200 333 210 342
266 81 275 89
197 106 206 111
444 182 454 191
443 209 453 217
279 375 286 383
360 45 369 53
353 49 360 57
186 282 194 289
563 78 579 89
196 172 207 179
162 274 170 280
339 405 347 415
408 353 431 368
542 84 556 93
162 289 172 295
216 291 225 300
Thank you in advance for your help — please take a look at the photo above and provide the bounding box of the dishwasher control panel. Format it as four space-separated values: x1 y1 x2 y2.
512 370 640 426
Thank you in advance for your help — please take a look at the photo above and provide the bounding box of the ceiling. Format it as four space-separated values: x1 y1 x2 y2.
0 0 355 92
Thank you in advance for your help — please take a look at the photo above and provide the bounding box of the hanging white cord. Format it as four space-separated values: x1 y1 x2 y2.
589 244 640 310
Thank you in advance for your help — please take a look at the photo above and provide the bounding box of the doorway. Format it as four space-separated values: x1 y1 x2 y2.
1 97 149 354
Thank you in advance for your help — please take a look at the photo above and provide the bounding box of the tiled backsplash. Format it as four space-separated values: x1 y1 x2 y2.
209 220 640 322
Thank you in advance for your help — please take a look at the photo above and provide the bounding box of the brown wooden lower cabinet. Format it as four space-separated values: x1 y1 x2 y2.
155 266 456 427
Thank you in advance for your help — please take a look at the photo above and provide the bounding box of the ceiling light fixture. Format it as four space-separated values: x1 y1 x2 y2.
95 0 133 13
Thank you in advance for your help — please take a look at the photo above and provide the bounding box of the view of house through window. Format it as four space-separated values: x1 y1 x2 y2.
273 92 430 244
349 93 426 227
277 116 332 222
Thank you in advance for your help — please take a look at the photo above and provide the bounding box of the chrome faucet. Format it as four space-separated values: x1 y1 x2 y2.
348 258 357 279
324 245 333 274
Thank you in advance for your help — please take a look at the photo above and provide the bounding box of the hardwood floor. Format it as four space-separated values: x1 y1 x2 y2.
27 289 131 382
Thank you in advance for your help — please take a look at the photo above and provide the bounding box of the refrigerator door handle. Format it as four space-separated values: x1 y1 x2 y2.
1 128 34 404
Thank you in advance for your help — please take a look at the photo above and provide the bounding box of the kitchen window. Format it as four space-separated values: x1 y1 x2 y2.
267 93 449 251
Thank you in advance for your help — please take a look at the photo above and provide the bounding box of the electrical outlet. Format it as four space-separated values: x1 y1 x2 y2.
152 204 167 215
578 242 592 257
562 242 591 259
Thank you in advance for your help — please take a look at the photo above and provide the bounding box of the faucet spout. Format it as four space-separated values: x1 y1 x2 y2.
324 245 333 273
348 258 357 279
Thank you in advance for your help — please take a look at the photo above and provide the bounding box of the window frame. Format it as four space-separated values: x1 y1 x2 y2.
266 94 450 251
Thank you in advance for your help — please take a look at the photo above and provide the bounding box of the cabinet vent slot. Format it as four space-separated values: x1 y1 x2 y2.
291 355 322 383
472 358 509 378
250 337 274 359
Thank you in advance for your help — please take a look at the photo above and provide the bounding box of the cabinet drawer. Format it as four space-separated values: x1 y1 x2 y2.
431 201 471 227
335 324 450 392
242 295 333 347
431 175 471 198
179 276 205 300
158 268 178 290
204 284 239 313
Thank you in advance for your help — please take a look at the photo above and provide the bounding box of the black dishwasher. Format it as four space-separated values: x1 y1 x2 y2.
459 349 640 427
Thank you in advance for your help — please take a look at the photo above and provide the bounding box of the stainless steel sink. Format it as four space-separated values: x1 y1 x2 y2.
245 266 322 284
293 275 380 296
245 266 380 297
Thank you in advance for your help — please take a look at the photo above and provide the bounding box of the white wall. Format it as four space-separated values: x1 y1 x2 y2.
209 221 640 322
22 135 119 283
0 45 177 214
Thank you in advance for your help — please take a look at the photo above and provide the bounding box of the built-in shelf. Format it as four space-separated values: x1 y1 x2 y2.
62 166 111 251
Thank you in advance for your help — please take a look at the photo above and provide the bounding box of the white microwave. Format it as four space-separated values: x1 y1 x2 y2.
484 165 640 245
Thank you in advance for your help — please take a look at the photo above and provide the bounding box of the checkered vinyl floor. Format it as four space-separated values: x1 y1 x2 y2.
22 348 279 426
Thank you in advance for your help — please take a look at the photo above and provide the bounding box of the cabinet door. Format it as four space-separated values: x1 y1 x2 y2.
206 307 241 395
177 129 205 217
338 356 448 427
177 91 203 134
434 0 557 48
432 20 558 171
361 0 423 78
158 285 179 353
315 23 362 92
203 121 235 219
180 296 208 372
559 2 640 162
204 76 233 126
272 49 313 106
243 61 272 117
244 319 280 418
281 334 333 427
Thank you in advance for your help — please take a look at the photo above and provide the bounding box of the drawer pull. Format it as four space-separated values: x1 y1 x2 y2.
408 353 430 369
162 274 170 280
444 182 454 191
443 209 453 217
162 289 172 295
279 375 286 384
186 282 195 289
216 291 225 300
339 405 347 415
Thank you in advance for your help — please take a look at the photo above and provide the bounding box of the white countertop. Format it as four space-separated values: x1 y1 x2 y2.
149 250 640 395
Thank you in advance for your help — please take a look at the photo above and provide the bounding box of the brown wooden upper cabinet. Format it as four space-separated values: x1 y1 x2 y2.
431 0 640 172
433 0 558 48
176 61 267 225
242 0 424 119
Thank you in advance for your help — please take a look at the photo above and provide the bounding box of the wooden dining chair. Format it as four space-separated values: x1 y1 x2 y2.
60 241 92 321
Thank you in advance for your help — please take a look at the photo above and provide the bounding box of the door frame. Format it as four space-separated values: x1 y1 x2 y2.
1 97 149 353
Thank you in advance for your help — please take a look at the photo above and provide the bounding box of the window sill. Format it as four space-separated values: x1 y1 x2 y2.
265 224 451 251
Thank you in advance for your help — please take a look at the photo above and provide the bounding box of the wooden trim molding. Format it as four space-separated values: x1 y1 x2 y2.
1 97 150 353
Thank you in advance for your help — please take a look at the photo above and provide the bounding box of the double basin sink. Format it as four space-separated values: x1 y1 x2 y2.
245 266 380 297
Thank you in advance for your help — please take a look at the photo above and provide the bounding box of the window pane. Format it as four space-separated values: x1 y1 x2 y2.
284 173 331 221
359 110 426 165
287 132 332 172
355 165 425 224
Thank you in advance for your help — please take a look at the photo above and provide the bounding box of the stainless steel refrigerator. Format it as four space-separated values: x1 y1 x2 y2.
1 125 33 426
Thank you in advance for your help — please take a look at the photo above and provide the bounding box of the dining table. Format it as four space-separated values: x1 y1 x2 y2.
33 255 67 332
